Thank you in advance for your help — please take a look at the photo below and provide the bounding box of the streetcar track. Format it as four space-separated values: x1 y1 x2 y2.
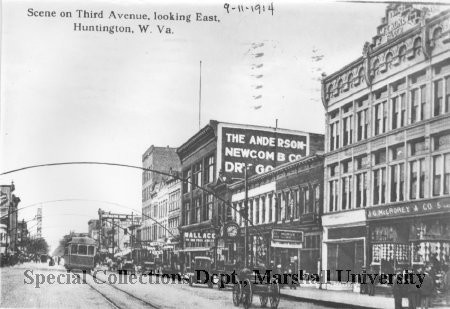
74 272 161 309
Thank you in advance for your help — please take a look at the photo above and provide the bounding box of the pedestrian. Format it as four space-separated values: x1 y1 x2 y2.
419 265 435 309
443 264 450 306
393 268 407 309
368 265 378 296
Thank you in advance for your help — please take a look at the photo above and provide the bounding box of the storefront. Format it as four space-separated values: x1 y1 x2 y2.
367 196 450 273
181 229 216 271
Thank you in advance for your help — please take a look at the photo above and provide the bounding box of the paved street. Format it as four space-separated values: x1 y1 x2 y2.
1 263 331 309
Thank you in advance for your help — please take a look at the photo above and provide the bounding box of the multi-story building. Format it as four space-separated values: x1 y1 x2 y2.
98 210 141 254
141 177 182 269
0 182 20 254
177 120 323 269
228 153 324 274
141 145 180 245
320 4 450 279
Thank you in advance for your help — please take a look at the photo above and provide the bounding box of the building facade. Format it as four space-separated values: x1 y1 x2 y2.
88 219 100 243
141 145 180 245
228 153 324 274
177 120 324 270
0 183 20 254
320 4 450 279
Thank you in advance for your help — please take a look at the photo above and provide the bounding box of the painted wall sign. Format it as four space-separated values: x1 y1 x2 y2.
220 126 309 180
183 231 216 241
366 197 450 220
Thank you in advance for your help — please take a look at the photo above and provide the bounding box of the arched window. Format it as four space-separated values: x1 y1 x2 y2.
347 73 354 89
373 59 380 76
327 84 333 98
358 67 365 84
413 37 422 56
337 79 343 94
398 45 407 63
385 52 393 69
433 27 442 41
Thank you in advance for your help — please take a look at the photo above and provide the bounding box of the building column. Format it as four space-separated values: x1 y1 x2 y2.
264 195 270 223
272 194 276 223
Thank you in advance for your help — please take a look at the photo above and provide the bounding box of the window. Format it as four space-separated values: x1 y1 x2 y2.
337 79 343 95
391 93 406 129
390 144 405 161
433 154 450 196
204 194 213 221
410 158 425 200
343 114 353 146
357 109 368 141
303 187 311 214
330 163 338 177
314 185 320 214
71 244 78 254
193 162 202 187
78 245 87 255
420 85 427 120
374 101 387 135
410 138 426 156
204 155 215 184
373 149 387 165
433 27 443 41
341 176 352 210
193 198 201 223
355 155 368 170
398 45 406 63
355 172 368 208
329 121 340 151
328 180 338 212
347 73 353 89
183 169 192 192
358 67 365 84
413 37 422 56
373 167 387 205
184 201 191 225
385 53 393 69
88 246 95 256
390 163 405 202
411 88 419 123
373 59 380 76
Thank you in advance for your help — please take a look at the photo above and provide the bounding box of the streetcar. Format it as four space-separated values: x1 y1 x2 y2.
63 236 97 272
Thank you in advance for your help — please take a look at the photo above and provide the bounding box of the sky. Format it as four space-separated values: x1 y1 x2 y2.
0 0 388 252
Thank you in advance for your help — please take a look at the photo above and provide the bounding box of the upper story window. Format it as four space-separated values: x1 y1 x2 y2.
398 45 407 63
409 138 426 157
358 67 365 84
193 162 202 187
373 148 387 165
390 144 405 161
329 110 340 151
374 101 387 136
342 104 353 147
204 155 215 184
347 73 354 90
413 37 422 57
391 92 406 130
434 76 450 116
385 52 393 70
373 59 380 76
432 27 443 41
183 169 192 193
337 79 343 95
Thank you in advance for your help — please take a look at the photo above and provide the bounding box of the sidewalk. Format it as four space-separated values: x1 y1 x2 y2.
280 284 449 309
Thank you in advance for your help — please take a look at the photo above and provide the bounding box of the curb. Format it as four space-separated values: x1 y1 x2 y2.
281 292 382 309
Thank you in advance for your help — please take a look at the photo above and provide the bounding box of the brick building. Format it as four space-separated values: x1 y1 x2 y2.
177 120 324 270
320 4 450 279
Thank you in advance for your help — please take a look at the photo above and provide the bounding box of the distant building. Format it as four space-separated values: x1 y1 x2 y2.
87 219 100 242
0 182 21 254
320 4 450 279
141 145 181 246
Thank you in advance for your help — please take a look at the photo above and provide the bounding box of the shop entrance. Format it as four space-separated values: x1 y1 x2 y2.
327 240 364 281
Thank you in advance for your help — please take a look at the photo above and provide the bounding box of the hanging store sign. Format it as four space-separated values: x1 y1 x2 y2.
220 125 309 180
271 229 303 243
366 197 450 220
183 231 216 241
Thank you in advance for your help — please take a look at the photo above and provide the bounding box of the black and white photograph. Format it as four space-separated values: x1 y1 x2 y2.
1 0 450 308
